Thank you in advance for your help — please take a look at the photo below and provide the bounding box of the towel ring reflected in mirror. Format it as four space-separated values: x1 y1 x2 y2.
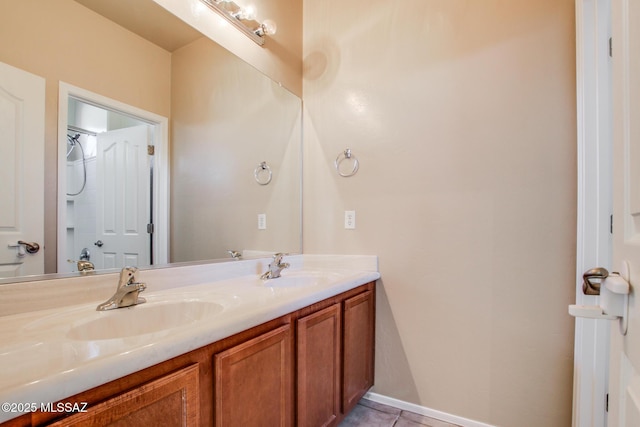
335 148 359 177
254 161 273 185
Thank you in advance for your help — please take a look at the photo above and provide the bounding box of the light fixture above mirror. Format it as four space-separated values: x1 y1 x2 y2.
200 0 277 46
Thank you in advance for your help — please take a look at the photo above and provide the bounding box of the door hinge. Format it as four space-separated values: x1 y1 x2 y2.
147 145 155 155
606 393 609 412
147 223 155 234
611 214 613 234
609 37 613 57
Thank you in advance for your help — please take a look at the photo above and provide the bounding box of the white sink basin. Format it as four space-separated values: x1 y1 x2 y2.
67 300 225 341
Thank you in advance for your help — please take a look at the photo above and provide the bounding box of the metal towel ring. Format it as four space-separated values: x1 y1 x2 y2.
254 161 273 185
335 148 359 177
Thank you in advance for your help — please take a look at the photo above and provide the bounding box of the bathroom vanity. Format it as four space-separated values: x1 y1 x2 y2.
0 255 379 426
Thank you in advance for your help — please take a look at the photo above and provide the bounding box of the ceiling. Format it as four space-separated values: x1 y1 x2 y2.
73 0 203 52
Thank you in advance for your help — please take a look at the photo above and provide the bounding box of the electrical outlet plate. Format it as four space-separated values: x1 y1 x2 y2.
345 210 356 229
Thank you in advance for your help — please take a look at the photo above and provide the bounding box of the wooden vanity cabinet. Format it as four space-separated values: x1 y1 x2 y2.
214 324 293 427
3 282 375 427
47 364 200 427
296 304 342 427
342 290 375 413
295 284 376 426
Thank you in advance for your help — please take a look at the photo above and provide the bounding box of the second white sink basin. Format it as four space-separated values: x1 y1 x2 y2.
67 300 224 341
262 270 344 288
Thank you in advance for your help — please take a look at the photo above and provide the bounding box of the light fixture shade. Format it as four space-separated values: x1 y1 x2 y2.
242 5 256 20
261 19 277 35
200 0 276 46
218 0 240 14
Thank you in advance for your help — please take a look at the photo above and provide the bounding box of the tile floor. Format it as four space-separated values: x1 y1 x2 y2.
339 398 461 427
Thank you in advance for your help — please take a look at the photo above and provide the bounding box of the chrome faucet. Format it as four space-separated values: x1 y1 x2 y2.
68 259 95 273
96 266 147 311
260 253 290 280
77 260 95 273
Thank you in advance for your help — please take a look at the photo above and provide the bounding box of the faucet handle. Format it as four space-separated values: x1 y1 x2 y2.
273 253 288 263
119 266 139 286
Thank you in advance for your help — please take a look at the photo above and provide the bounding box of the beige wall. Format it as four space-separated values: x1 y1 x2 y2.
303 0 577 426
0 0 172 273
170 37 302 261
3 0 577 424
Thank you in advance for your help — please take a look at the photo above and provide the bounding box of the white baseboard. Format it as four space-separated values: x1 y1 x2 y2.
363 392 497 427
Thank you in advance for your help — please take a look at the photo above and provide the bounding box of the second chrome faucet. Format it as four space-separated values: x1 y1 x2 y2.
260 253 290 280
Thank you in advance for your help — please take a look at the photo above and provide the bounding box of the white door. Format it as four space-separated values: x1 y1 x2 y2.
608 0 640 424
572 1 613 426
0 61 44 278
94 125 151 270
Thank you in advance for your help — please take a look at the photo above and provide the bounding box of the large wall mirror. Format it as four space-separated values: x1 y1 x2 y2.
0 0 302 282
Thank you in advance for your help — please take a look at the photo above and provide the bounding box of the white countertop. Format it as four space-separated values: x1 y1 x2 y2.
0 255 379 423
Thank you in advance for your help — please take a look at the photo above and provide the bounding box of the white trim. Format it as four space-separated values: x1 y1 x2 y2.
573 1 613 426
364 392 496 427
57 83 169 271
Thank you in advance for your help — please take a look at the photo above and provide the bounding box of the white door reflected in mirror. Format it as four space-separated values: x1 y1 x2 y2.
58 85 169 275
95 125 152 270
62 98 156 273
0 61 44 278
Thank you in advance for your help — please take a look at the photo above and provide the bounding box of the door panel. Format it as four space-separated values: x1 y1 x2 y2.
95 125 151 269
0 61 44 277
342 290 374 413
610 0 640 424
572 2 613 425
297 304 341 427
48 364 200 426
214 325 293 426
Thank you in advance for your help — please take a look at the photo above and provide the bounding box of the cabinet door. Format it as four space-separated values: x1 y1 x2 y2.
342 290 375 412
48 364 199 426
214 324 293 427
297 304 341 427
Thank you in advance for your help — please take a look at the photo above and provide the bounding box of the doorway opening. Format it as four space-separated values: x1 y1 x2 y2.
57 83 169 273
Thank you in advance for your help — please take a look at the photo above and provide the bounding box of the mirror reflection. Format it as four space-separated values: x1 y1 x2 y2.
0 0 302 281
62 98 158 273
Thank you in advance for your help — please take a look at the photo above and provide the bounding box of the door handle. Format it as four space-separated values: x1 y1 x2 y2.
582 267 608 295
570 262 631 335
94 240 104 247
17 241 40 254
8 241 40 256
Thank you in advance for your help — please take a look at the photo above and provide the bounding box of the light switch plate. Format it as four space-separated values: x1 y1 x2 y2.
258 213 266 230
